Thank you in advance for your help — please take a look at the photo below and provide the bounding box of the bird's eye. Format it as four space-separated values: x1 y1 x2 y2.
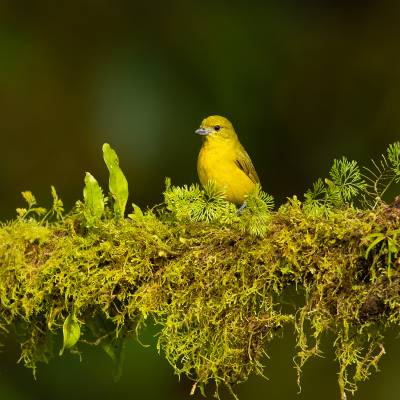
214 125 221 131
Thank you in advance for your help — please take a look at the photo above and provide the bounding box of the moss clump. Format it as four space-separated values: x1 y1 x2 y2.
1 143 400 399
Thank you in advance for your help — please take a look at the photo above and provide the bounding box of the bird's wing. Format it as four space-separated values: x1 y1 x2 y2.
234 145 260 184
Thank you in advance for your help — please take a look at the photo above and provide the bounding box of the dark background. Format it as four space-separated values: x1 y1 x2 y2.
1 1 400 399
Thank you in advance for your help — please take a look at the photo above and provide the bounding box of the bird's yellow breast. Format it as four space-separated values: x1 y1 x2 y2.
197 140 256 205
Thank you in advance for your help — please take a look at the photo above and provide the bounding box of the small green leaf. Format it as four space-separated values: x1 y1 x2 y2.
51 186 64 219
365 234 385 259
199 383 206 397
128 203 144 221
16 208 27 217
83 172 105 227
22 191 37 207
102 143 129 219
60 314 81 356
31 207 47 216
101 335 126 382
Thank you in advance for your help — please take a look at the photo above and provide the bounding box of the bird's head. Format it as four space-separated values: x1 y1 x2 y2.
195 115 238 143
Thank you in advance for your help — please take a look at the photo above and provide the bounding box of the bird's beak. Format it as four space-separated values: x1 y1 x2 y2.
195 127 212 135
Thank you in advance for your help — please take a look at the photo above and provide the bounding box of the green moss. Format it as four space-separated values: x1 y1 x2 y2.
2 143 400 399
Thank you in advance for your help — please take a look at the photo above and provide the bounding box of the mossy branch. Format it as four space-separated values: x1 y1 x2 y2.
2 143 400 399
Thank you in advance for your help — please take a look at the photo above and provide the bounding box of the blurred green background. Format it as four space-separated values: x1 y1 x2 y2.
1 1 400 399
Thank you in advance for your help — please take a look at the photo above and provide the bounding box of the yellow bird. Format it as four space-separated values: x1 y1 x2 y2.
195 115 260 209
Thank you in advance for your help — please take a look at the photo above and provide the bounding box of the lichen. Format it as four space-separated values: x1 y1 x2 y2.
1 143 400 399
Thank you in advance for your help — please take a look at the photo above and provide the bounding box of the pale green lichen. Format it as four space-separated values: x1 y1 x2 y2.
1 143 400 399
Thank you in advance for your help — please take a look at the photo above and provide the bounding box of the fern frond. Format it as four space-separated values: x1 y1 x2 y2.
329 157 366 203
163 179 237 223
387 142 400 182
304 158 366 213
362 143 400 207
239 185 274 236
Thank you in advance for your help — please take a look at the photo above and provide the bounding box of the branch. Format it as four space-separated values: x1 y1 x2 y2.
1 143 400 400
